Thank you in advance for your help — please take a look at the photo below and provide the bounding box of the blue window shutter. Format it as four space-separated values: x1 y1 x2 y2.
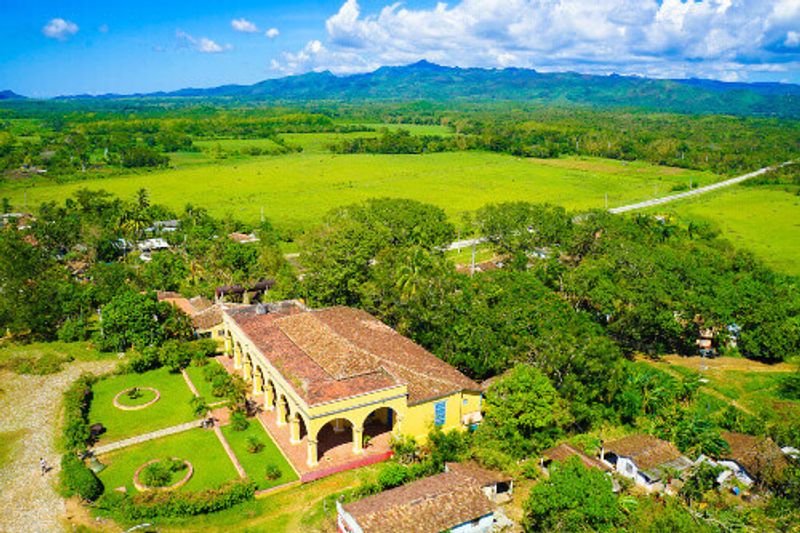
434 401 447 426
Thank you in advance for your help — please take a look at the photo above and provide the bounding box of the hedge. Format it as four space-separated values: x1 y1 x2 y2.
62 373 97 452
96 480 256 520
60 453 104 501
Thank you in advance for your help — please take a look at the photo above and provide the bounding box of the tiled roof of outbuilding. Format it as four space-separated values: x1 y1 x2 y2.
721 431 789 480
604 434 685 472
342 471 494 533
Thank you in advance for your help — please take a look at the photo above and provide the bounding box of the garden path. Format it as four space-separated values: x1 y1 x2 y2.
92 420 202 455
0 359 118 533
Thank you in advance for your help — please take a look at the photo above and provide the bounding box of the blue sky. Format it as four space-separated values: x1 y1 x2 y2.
1 0 799 97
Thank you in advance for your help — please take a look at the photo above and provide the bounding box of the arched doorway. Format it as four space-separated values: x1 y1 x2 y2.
363 407 396 442
264 380 277 410
276 394 291 426
315 418 354 463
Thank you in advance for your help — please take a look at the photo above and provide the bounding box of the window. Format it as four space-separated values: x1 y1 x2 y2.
434 401 447 426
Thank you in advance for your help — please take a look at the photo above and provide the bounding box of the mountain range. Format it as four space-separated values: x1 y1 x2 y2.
6 61 800 117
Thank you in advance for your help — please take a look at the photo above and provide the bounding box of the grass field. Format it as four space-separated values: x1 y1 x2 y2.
654 185 800 276
89 367 196 443
97 428 238 493
220 422 297 490
0 341 112 375
3 150 718 235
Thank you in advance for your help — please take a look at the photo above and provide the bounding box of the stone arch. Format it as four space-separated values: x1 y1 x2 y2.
276 393 291 426
315 417 356 463
264 379 277 411
361 406 397 441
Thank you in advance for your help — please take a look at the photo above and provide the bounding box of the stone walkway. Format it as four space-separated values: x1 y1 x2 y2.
93 420 202 455
0 359 118 533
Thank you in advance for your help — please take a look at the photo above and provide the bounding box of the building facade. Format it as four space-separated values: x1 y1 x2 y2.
220 302 483 467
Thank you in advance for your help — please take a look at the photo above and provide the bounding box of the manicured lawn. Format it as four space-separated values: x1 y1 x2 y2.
3 151 719 235
153 464 382 532
221 421 297 490
0 341 113 375
656 185 800 276
89 367 196 443
97 428 238 493
184 360 228 404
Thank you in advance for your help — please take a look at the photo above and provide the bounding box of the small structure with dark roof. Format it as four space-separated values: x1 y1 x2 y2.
338 469 497 533
714 431 790 487
157 292 223 338
601 434 692 492
542 443 612 474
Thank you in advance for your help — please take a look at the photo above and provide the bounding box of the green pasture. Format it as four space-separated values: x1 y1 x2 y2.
0 341 111 375
3 151 718 235
96 428 238 493
89 367 196 443
655 185 800 276
220 422 297 490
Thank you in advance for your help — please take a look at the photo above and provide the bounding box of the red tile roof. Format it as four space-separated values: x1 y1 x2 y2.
542 443 611 472
604 434 684 471
227 305 481 406
342 471 494 533
721 431 789 480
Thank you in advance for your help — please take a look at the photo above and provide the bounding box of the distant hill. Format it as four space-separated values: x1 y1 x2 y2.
55 61 800 117
0 90 25 100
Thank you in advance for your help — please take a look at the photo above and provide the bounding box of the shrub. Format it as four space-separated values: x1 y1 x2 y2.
60 454 104 501
123 347 161 374
159 340 192 373
97 480 255 520
190 396 209 418
140 458 186 488
62 374 96 451
246 435 264 454
265 464 282 480
378 463 410 490
230 410 249 432
57 317 91 342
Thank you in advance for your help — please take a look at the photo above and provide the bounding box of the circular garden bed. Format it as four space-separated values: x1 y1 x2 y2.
133 458 194 492
113 387 160 410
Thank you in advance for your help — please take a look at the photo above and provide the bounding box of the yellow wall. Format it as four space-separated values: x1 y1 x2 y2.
403 390 482 441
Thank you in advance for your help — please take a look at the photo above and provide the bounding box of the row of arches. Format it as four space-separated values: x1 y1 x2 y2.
225 332 398 466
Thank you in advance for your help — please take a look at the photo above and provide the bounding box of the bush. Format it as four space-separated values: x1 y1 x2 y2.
97 480 256 520
140 458 187 488
60 453 104 501
123 347 161 374
265 464 282 480
246 435 264 454
62 374 96 451
378 463 410 490
190 396 209 418
230 410 249 432
57 317 91 342
159 340 192 373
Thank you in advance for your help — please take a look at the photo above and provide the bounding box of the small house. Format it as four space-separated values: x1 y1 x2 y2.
715 431 790 487
541 443 612 474
228 232 259 244
602 434 692 493
337 469 496 533
445 461 513 503
157 292 223 339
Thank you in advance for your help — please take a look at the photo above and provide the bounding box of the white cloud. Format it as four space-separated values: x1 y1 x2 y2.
272 0 800 82
43 18 79 41
232 18 258 33
265 28 280 39
177 30 232 53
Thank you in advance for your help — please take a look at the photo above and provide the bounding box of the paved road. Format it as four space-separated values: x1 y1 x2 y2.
608 162 791 214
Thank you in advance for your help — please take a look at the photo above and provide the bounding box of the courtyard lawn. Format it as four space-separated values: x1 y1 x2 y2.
3 151 720 236
97 428 238 494
221 421 297 490
654 185 800 276
184 361 228 404
89 367 196 443
152 464 382 532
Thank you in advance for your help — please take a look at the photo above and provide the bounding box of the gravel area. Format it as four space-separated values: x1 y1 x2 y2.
0 359 118 533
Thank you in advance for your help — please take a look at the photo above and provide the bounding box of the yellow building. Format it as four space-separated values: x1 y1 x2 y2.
221 301 482 467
